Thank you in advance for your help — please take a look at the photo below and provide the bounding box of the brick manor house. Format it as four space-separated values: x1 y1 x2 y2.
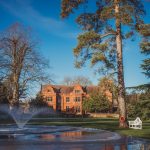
40 84 114 114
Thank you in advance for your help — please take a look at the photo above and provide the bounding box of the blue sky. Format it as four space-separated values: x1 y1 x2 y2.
0 0 149 87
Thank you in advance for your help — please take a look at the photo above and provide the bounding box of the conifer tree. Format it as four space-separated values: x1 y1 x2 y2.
61 0 146 127
140 24 150 78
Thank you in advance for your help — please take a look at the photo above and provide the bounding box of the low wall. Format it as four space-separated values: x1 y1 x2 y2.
88 113 119 118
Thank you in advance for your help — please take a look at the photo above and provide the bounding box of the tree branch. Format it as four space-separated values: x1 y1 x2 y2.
100 32 116 39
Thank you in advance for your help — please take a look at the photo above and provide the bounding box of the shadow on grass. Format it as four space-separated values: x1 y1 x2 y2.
1 116 150 139
28 118 150 139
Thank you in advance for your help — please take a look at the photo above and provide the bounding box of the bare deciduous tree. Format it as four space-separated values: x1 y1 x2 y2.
62 76 73 86
0 23 51 107
62 76 92 86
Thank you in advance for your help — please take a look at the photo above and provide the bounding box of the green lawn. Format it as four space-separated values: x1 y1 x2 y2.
28 117 150 139
1 116 150 139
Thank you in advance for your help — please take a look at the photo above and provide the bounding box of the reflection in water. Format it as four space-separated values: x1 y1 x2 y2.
61 131 83 137
128 143 150 150
0 126 150 150
39 131 85 141
0 143 150 150
37 131 150 150
39 130 108 141
120 144 127 150
39 131 94 141
41 134 55 140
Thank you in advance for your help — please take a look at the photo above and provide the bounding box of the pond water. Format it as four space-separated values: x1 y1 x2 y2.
0 125 149 150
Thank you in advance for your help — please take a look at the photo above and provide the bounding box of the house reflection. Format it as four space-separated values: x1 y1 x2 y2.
60 131 82 138
40 131 83 141
40 134 55 140
39 133 150 150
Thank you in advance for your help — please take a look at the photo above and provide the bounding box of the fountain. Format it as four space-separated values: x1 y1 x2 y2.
0 105 149 150
0 104 55 133
1 105 54 129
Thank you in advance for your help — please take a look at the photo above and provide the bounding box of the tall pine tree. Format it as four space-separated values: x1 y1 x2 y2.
140 24 150 78
61 0 146 127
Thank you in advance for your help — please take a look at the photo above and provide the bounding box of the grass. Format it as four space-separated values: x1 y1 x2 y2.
1 116 150 139
28 117 150 139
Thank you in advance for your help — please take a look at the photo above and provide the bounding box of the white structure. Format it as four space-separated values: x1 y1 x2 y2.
128 117 142 129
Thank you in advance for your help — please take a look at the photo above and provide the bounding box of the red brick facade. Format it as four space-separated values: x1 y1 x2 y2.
41 84 112 114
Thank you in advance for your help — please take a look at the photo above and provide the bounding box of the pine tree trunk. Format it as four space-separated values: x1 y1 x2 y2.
115 1 128 128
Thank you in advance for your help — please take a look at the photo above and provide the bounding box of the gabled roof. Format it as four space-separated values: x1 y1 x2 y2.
52 85 74 94
42 84 99 94
42 85 74 94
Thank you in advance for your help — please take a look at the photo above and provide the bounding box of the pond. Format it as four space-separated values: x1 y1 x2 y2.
0 125 149 150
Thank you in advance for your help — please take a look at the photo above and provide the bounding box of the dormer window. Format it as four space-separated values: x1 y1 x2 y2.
75 90 80 94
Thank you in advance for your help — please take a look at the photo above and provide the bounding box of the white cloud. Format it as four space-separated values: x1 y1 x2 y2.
0 0 79 38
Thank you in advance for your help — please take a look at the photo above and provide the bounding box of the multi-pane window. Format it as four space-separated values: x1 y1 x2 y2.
75 106 80 112
66 97 70 102
47 97 52 102
75 90 80 94
74 97 81 102
66 106 70 112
